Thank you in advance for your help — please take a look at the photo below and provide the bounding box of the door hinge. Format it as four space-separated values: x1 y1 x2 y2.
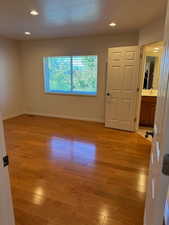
140 53 143 59
137 87 139 92
134 117 137 122
3 155 9 167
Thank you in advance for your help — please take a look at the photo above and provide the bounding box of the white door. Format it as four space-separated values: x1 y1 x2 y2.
144 2 169 225
105 46 140 131
0 113 15 225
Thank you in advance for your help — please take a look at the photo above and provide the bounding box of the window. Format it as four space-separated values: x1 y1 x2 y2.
44 55 98 95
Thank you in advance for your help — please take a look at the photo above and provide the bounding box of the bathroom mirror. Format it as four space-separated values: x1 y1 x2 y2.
143 56 159 90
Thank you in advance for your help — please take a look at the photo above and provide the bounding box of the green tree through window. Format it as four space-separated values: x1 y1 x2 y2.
44 56 98 95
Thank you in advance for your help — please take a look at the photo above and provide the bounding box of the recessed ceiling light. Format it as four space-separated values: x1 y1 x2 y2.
109 22 117 27
30 10 39 16
25 32 31 35
153 50 159 53
154 47 160 50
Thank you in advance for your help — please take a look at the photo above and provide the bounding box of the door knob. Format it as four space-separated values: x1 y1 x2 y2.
106 93 110 96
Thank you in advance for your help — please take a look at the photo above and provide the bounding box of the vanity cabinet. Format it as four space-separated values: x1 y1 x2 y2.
139 96 157 127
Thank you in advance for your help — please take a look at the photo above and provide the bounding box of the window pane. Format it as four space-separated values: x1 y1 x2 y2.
44 57 71 92
72 56 97 95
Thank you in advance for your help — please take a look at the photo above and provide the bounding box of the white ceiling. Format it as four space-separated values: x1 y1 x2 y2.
0 0 167 40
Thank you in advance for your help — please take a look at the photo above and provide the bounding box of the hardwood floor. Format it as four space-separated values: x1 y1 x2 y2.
4 115 151 225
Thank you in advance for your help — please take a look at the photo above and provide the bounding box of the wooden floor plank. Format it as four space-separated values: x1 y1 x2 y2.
4 115 151 225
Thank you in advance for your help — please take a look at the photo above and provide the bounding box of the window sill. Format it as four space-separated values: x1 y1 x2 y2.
44 92 97 97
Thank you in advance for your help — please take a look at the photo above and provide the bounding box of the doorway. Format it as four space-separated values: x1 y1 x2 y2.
137 42 164 140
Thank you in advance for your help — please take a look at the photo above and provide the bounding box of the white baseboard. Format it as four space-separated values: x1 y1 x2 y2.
25 112 104 123
3 113 24 120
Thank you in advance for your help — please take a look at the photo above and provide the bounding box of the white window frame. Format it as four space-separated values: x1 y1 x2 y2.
43 55 98 96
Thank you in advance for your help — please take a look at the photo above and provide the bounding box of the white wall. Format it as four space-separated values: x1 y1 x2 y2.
20 32 138 122
139 18 165 46
0 18 165 122
0 38 23 119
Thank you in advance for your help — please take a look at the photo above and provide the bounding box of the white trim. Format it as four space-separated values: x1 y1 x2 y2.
0 114 15 225
136 47 145 130
165 199 169 225
152 178 155 200
3 113 24 120
25 112 104 123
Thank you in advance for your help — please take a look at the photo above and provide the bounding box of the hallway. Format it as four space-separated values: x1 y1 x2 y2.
4 115 151 225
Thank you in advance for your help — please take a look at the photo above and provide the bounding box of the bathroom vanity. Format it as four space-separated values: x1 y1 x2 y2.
139 90 157 127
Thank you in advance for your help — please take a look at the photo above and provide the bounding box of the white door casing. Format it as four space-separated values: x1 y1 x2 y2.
144 2 169 225
105 46 140 131
0 113 15 225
